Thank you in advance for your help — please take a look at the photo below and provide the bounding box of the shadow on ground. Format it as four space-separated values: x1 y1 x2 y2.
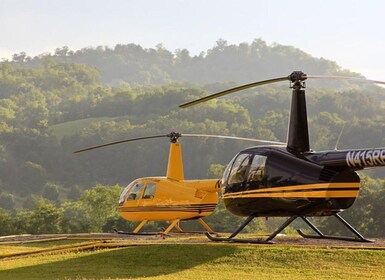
0 244 237 279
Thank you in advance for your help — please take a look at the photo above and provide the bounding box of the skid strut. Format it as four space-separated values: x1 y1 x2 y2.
297 213 372 242
206 215 298 244
205 213 372 244
115 217 214 235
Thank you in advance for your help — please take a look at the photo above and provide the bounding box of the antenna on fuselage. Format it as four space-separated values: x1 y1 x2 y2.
334 123 346 151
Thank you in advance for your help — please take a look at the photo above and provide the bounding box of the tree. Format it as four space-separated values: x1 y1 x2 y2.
80 185 123 232
16 196 62 234
60 201 91 233
12 52 27 63
0 193 15 211
67 185 82 200
207 164 225 179
42 183 60 203
0 208 15 235
18 161 47 194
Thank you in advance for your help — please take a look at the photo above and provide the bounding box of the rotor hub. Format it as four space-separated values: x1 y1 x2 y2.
289 71 307 89
167 132 182 143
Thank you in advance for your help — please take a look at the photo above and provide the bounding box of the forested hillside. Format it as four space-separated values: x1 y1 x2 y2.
8 39 360 86
1 39 385 235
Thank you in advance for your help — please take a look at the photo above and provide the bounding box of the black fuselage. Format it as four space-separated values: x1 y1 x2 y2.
221 146 373 217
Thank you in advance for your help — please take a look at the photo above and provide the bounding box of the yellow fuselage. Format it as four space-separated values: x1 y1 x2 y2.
118 177 219 221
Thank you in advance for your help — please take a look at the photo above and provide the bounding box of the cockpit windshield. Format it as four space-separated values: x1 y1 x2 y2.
228 154 252 185
119 181 135 205
221 155 236 187
118 181 144 205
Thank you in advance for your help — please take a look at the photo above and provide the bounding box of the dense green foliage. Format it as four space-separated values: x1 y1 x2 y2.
0 185 124 235
1 39 385 236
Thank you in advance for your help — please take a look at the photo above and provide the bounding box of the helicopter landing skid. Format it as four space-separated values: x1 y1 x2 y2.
297 214 373 243
113 229 167 236
204 215 298 244
204 214 373 244
205 232 274 244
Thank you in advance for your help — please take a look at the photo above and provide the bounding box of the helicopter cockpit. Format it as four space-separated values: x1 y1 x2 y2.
222 153 267 192
118 180 157 205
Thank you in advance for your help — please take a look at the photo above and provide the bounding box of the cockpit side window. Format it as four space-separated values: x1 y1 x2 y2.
247 155 267 187
126 182 144 201
142 183 156 199
228 153 252 185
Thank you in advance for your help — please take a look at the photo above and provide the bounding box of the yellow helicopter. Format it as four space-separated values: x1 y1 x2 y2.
75 132 283 234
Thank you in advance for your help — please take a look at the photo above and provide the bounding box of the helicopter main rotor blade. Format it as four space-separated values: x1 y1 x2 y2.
179 71 385 108
74 131 285 154
304 74 385 85
181 133 285 145
74 134 169 153
179 76 288 108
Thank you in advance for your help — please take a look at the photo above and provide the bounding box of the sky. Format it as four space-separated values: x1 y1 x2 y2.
0 0 384 80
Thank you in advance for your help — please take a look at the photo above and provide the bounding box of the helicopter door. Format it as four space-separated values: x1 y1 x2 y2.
142 183 156 199
126 182 145 201
246 155 267 189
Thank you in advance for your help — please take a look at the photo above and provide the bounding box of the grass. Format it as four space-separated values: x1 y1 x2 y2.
1 243 385 279
0 239 100 257
50 117 114 141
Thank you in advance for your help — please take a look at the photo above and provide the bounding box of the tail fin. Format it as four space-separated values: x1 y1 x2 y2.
166 142 184 181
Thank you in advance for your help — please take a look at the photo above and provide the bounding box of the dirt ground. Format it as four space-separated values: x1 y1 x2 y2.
1 232 385 249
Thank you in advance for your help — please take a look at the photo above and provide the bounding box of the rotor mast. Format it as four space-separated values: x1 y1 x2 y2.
286 71 310 154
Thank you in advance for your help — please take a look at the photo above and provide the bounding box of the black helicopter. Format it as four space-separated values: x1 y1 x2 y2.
180 71 385 243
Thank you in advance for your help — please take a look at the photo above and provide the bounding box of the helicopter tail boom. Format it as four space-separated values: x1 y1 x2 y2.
313 148 385 169
184 179 221 193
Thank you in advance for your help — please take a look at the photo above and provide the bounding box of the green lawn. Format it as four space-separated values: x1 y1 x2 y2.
0 239 101 258
1 244 385 279
50 117 114 141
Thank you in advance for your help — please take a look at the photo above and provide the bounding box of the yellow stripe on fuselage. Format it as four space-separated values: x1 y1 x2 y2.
222 183 360 199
